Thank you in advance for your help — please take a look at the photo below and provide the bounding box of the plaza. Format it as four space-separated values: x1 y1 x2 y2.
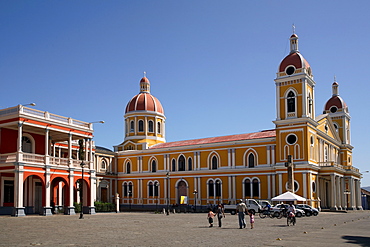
0 211 369 246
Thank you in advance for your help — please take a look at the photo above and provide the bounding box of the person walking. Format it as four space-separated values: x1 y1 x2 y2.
249 211 255 229
236 199 247 229
216 204 225 227
207 210 216 227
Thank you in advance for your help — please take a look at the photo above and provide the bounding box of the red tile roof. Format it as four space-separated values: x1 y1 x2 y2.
150 129 276 149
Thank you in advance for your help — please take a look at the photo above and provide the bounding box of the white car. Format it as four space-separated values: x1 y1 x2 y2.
270 204 305 217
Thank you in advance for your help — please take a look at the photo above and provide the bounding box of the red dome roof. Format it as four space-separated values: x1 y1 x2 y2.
279 52 311 72
324 95 347 112
125 93 164 114
140 77 150 83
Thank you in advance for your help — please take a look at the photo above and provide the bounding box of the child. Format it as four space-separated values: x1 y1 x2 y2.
249 211 255 229
207 210 216 227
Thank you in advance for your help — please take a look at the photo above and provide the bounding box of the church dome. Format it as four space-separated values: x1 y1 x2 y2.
324 82 348 113
278 33 311 75
125 77 164 115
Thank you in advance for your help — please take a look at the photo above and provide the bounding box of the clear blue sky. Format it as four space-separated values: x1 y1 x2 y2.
1 0 369 186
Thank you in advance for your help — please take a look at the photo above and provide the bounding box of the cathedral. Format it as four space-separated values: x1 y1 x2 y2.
105 32 362 211
0 32 363 216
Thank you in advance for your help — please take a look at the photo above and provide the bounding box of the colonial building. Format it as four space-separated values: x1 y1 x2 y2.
0 32 363 216
0 105 97 216
109 32 362 211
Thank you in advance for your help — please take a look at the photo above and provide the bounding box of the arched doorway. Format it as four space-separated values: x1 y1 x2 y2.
23 175 44 215
177 181 187 204
51 177 68 214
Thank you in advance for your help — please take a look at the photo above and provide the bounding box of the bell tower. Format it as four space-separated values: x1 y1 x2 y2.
274 32 317 166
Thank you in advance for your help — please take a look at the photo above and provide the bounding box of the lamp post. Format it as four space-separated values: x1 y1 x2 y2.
78 139 85 219
79 162 85 219
166 172 170 215
193 190 198 213
216 180 220 204
128 191 132 212
155 183 159 212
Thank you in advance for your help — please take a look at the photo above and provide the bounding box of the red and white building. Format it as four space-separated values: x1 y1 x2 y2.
0 105 96 216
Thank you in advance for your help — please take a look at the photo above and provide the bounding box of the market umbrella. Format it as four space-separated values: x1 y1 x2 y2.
271 191 307 201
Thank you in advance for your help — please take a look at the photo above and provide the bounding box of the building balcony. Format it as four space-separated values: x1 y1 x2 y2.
317 161 360 173
0 152 92 169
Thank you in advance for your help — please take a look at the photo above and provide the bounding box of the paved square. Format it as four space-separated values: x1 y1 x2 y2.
0 211 369 246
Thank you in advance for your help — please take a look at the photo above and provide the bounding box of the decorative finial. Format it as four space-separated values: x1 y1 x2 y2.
292 23 296 34
143 71 146 78
334 75 336 82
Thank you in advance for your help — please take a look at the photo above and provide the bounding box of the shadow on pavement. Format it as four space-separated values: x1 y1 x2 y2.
342 236 370 247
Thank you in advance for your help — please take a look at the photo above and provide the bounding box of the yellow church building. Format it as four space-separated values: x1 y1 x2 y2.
105 32 362 211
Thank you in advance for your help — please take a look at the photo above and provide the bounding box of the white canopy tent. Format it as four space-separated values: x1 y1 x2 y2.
271 191 307 202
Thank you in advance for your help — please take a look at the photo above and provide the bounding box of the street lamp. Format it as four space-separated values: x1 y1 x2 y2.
128 191 132 212
166 172 170 215
216 180 220 204
193 190 198 213
79 161 85 219
155 183 159 212
22 103 36 107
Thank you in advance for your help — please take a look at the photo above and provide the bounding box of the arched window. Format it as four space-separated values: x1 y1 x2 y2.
128 182 133 196
178 155 185 171
101 160 107 170
157 122 161 134
287 91 295 113
123 182 128 197
154 181 159 197
126 162 131 174
148 182 154 197
248 153 255 168
211 156 218 170
252 179 259 197
208 180 214 197
130 121 134 132
244 179 251 197
171 159 176 172
151 160 157 172
188 157 193 171
138 120 144 132
22 136 32 153
324 146 328 162
215 180 221 197
148 120 154 132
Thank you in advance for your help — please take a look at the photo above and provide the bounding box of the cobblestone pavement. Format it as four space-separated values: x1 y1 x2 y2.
1 210 370 247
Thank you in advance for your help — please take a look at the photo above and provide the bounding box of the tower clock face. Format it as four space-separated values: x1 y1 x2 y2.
286 66 295 75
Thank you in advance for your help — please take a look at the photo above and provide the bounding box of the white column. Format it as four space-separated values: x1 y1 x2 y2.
13 165 25 216
45 129 50 164
278 173 282 194
232 149 235 167
336 176 342 210
271 174 276 197
68 171 75 213
232 176 236 204
228 149 231 167
341 177 346 209
356 179 363 210
267 146 270 165
349 177 355 209
271 146 275 165
68 134 72 166
267 174 271 199
17 122 23 162
307 172 312 202
330 174 337 210
44 166 52 215
197 177 201 205
302 172 307 198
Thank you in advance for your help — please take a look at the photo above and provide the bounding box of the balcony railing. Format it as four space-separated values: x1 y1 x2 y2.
317 161 360 173
0 105 92 130
0 153 92 169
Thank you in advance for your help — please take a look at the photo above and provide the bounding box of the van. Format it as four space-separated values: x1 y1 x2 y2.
223 199 262 214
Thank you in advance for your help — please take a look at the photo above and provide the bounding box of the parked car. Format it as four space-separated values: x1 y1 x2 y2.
296 204 319 216
270 204 305 217
223 199 263 215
